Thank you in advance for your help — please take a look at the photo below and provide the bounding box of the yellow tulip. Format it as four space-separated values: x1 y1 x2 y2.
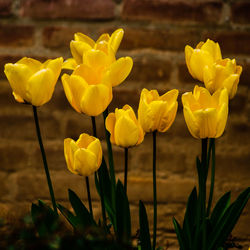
63 28 124 70
182 86 228 139
4 57 63 106
204 58 242 99
62 49 132 116
138 88 179 133
64 133 102 176
185 39 222 82
105 105 144 148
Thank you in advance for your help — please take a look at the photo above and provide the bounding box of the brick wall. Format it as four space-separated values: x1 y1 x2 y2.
0 0 249 249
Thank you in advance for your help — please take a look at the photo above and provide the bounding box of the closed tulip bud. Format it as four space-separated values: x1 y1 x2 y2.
182 86 228 139
185 39 222 82
62 49 132 116
138 88 179 133
105 105 144 148
63 28 124 70
4 57 63 106
64 133 102 176
204 58 242 99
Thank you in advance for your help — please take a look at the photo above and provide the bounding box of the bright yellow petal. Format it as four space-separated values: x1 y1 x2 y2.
183 106 199 139
160 89 179 103
70 40 92 65
62 58 78 70
106 57 133 87
74 32 95 47
64 138 78 175
43 57 63 81
80 84 112 116
87 139 102 168
96 33 110 44
17 57 42 73
73 64 100 85
26 68 55 106
12 92 25 103
216 103 228 138
201 39 222 61
105 113 116 144
76 133 95 149
83 49 109 69
185 45 196 79
223 74 239 99
115 115 139 147
109 28 124 54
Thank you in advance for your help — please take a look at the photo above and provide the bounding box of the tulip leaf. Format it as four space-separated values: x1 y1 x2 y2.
210 191 231 227
183 187 198 249
57 203 78 229
208 187 250 250
115 180 131 244
139 200 151 250
173 217 187 250
68 189 96 229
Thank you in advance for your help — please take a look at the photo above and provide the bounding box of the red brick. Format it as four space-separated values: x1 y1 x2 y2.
122 0 222 23
43 26 89 50
0 25 35 47
0 0 12 16
231 0 250 24
203 31 250 55
238 61 250 86
120 27 200 51
178 63 195 83
20 0 115 20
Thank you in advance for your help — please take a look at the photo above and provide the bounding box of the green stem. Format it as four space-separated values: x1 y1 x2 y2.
124 147 128 194
85 176 93 217
32 106 57 214
201 138 208 250
206 138 215 217
103 108 116 205
91 116 106 226
152 131 157 250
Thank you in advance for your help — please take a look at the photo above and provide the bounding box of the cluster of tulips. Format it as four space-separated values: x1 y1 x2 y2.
3 29 250 250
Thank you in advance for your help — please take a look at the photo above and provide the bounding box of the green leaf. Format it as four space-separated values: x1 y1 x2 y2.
115 180 131 244
208 187 250 250
173 217 187 250
183 187 198 249
210 191 231 227
139 201 151 250
57 203 78 228
68 189 96 228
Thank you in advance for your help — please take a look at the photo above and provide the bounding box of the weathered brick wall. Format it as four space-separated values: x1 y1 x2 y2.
0 0 249 248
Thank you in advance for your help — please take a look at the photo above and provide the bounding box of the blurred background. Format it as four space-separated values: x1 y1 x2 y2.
0 0 249 248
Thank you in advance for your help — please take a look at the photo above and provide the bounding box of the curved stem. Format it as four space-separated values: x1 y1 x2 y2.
85 176 93 217
152 131 157 250
206 138 215 217
124 147 128 194
32 106 57 214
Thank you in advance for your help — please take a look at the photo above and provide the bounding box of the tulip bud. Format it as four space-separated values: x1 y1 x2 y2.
182 86 228 139
64 133 102 176
185 39 222 82
105 105 144 148
4 57 63 106
138 88 179 133
204 58 242 99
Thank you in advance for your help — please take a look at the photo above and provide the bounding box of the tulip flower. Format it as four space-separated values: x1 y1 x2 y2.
182 86 228 139
204 58 242 99
63 28 124 70
62 49 132 116
185 39 222 82
4 57 63 106
105 105 144 148
64 133 102 176
138 88 179 133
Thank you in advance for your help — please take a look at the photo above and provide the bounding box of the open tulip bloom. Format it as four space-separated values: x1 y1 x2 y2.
4 57 63 106
63 28 124 70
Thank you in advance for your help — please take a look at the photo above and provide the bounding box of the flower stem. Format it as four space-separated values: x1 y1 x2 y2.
206 138 215 217
91 116 106 226
152 131 157 250
124 147 128 194
32 106 57 214
85 176 93 217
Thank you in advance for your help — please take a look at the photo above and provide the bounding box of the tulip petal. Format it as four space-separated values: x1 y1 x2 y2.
216 103 228 138
70 41 92 65
96 33 110 44
76 133 95 149
106 57 133 87
17 57 42 73
160 89 179 103
12 91 25 103
80 84 112 116
185 45 196 79
74 148 98 176
73 64 100 85
87 139 102 168
105 113 116 144
74 32 95 47
222 74 239 99
109 28 124 54
43 57 63 81
201 39 222 61
183 106 199 139
4 63 33 101
64 138 78 175
26 68 55 106
83 49 109 69
62 58 78 70
115 115 139 147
